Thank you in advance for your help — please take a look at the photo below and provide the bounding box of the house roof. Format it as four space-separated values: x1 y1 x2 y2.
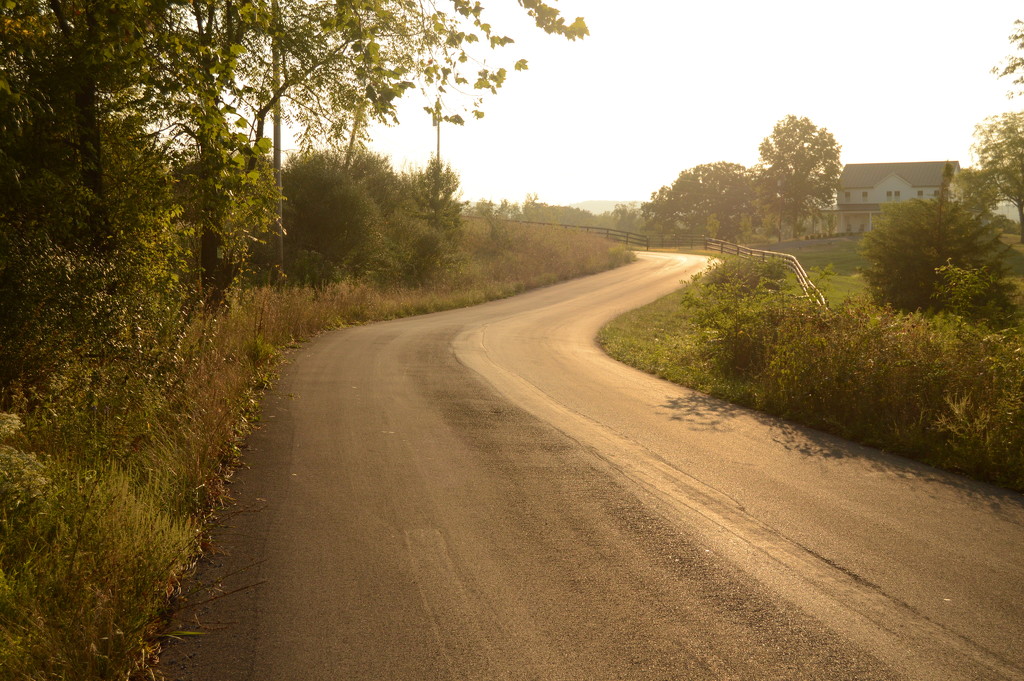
840 161 960 189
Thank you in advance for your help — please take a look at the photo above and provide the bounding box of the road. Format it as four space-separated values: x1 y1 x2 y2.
162 253 1024 681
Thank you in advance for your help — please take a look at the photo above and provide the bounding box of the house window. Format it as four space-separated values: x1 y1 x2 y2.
894 190 901 199
886 191 892 200
861 191 868 200
844 191 850 200
917 190 924 197
933 190 940 196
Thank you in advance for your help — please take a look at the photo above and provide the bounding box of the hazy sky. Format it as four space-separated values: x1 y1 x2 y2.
364 1 1024 207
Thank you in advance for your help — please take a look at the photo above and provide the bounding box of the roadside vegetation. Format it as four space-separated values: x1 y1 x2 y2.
0 0 601 676
0 210 629 680
602 184 1024 493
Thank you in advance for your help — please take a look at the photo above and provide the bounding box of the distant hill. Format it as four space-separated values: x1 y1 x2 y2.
570 200 641 215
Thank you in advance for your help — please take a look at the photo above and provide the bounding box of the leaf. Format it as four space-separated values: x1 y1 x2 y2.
514 59 529 71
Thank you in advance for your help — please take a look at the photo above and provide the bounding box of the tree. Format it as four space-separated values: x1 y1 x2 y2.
994 19 1024 96
281 150 399 279
607 203 644 232
0 0 202 388
756 115 842 242
409 156 464 234
970 112 1024 243
954 166 1002 216
860 167 1012 316
1 0 590 302
642 162 755 240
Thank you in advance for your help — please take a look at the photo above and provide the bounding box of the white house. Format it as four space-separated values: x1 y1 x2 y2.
835 161 959 233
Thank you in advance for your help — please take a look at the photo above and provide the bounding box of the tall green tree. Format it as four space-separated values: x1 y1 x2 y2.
969 112 1024 243
0 0 199 389
756 115 842 242
954 166 1002 216
860 168 1012 317
642 162 755 240
410 156 464 233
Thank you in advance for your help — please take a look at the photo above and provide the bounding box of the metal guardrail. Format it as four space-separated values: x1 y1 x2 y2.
705 238 828 307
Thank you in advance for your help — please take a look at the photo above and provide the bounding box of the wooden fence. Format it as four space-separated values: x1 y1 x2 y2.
505 220 827 307
704 238 827 307
506 220 706 250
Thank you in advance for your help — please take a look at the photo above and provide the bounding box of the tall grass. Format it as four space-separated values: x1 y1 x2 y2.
600 258 1024 491
0 220 632 680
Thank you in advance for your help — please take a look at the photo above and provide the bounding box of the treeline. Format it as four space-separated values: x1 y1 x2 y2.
642 115 842 242
461 114 845 245
466 195 644 232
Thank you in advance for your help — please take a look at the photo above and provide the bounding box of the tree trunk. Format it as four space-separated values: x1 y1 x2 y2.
200 227 232 306
1018 202 1023 244
197 144 232 305
73 77 110 250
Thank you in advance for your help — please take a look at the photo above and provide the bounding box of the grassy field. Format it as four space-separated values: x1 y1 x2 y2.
749 236 869 303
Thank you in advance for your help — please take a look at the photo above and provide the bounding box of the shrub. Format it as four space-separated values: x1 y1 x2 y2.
0 414 49 515
278 151 467 288
860 190 1012 316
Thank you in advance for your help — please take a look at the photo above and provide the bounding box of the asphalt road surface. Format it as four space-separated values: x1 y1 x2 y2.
162 253 1024 681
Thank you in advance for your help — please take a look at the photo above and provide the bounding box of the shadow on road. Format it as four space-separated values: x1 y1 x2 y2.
660 393 751 431
660 390 1024 518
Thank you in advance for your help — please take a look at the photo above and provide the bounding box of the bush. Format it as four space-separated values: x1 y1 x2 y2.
699 257 788 292
279 151 398 280
860 191 1012 317
278 151 466 288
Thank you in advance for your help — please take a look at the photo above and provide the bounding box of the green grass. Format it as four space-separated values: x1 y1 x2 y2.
1000 234 1024 276
753 236 869 304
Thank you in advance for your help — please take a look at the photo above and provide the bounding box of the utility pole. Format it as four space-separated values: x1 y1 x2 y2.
433 98 442 228
434 97 441 163
272 0 284 279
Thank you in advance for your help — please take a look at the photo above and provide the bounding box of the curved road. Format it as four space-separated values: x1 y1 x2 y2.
162 253 1024 681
